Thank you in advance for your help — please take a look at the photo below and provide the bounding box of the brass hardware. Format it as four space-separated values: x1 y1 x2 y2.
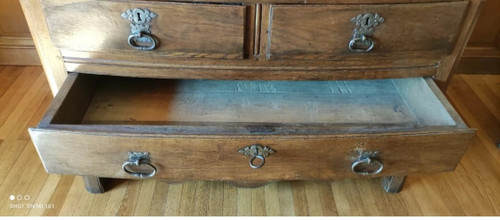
122 152 157 178
128 32 157 51
349 35 374 53
122 8 158 51
349 13 384 52
351 150 384 175
238 144 275 169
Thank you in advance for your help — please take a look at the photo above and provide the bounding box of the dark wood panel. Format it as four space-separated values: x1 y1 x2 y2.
455 57 500 74
467 0 500 46
455 0 500 75
42 0 246 59
266 2 468 60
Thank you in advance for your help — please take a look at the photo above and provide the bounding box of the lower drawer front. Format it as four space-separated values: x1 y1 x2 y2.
30 73 475 181
29 129 473 181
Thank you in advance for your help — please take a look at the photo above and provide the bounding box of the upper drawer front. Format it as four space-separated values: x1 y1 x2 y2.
42 0 246 59
267 2 468 60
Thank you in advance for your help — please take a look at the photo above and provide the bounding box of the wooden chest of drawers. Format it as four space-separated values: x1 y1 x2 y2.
21 0 483 193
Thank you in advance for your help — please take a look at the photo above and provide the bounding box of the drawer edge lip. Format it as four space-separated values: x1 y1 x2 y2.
39 170 457 182
424 77 469 129
62 54 440 71
29 126 476 139
268 1 469 7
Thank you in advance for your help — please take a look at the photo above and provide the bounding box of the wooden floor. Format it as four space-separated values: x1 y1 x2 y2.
0 66 498 216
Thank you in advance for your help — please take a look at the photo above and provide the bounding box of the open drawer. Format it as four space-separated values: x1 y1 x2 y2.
29 73 475 185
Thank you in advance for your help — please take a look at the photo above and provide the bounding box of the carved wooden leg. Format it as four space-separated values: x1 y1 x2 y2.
83 176 105 194
381 176 407 193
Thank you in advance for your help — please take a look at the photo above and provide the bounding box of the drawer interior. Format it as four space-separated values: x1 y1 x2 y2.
39 73 464 135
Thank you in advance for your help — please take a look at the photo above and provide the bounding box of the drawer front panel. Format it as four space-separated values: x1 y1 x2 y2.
266 2 468 60
30 129 474 181
42 0 246 59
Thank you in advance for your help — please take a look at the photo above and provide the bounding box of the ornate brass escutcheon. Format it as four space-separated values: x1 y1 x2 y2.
238 144 275 169
349 13 385 52
121 8 158 50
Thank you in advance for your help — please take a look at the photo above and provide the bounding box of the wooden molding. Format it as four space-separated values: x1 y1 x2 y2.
454 47 500 74
0 36 41 65
453 46 500 74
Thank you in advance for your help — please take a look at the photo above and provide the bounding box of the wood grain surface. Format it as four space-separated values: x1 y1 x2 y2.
19 0 67 95
28 73 474 183
19 0 484 90
265 2 468 60
0 66 498 215
42 0 246 59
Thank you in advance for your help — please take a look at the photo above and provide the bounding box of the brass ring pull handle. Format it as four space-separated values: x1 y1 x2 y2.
128 32 158 51
122 152 157 178
122 8 158 51
351 153 384 175
349 35 375 52
249 155 265 169
349 13 384 53
238 144 275 169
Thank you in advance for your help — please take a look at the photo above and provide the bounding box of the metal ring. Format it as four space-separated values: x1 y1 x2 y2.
122 160 157 178
351 157 384 175
127 32 157 51
348 35 375 52
249 155 265 169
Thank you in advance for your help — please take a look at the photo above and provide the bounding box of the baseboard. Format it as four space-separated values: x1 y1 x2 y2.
0 36 41 65
454 46 500 74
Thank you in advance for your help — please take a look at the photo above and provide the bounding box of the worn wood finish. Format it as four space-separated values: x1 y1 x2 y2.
21 0 483 87
29 129 474 181
28 73 474 185
76 77 454 126
265 2 468 60
42 0 247 59
63 0 476 4
19 0 67 95
61 49 440 80
0 67 499 215
63 59 438 81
